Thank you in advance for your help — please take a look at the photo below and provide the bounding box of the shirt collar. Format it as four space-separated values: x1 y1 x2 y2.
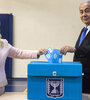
85 25 90 36
86 25 90 31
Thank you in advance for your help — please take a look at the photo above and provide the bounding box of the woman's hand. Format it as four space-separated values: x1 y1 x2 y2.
37 48 47 56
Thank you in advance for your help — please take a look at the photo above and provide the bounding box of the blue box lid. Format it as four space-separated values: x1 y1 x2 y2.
28 61 82 77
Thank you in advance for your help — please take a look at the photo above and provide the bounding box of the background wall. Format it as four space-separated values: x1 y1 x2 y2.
0 0 84 77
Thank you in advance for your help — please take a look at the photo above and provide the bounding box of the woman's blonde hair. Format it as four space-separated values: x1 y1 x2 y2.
0 34 4 46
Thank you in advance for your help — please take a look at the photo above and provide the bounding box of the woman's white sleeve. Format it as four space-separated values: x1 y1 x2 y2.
8 46 38 59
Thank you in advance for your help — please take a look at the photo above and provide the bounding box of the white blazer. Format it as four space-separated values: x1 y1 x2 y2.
0 39 38 87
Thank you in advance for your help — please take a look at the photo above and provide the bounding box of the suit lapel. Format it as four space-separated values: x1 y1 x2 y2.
75 28 84 48
80 31 90 46
75 28 90 48
78 31 90 47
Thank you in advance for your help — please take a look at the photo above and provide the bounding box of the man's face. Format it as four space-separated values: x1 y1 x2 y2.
79 3 90 26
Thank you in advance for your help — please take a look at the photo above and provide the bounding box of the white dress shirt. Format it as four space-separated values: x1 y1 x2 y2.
85 25 90 36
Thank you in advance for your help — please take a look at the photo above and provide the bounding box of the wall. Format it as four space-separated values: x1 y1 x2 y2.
0 0 84 77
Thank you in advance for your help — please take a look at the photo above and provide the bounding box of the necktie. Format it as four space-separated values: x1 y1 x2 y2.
79 27 88 46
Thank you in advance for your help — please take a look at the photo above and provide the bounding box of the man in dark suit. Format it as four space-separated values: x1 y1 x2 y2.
60 0 90 93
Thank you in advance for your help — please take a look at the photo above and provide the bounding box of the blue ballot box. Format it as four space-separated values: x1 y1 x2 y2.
27 61 82 100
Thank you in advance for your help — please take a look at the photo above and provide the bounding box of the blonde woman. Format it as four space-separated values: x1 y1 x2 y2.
0 34 47 95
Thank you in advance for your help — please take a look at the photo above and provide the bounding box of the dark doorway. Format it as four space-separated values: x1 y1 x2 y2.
0 14 13 78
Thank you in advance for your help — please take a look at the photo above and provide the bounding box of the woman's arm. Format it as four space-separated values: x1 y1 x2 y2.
8 46 47 59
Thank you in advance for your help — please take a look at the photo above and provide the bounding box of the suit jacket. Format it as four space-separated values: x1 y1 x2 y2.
73 28 90 74
0 39 38 87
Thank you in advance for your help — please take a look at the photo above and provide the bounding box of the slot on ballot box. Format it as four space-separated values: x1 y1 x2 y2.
27 61 82 100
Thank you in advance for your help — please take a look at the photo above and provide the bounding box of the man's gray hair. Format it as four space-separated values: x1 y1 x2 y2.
80 0 90 6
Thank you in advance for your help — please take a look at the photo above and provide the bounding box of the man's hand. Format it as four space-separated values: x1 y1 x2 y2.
60 45 76 55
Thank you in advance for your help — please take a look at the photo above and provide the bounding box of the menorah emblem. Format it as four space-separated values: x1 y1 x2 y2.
51 81 59 94
46 78 64 98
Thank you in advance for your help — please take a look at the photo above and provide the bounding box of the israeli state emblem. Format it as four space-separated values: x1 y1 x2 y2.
46 78 64 98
